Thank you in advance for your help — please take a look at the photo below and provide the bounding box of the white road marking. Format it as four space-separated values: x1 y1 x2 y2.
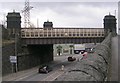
42 70 64 81
14 69 38 81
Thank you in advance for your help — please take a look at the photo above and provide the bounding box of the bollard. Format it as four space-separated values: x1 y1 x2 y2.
61 65 64 71
77 58 79 61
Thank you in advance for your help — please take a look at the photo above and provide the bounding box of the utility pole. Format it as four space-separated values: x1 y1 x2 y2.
3 13 6 26
115 10 116 17
15 31 18 72
37 18 39 28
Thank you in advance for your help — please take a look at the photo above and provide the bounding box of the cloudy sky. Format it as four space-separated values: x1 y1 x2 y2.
0 0 119 32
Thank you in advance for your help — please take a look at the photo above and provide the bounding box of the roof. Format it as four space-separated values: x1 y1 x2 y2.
104 14 116 19
7 12 21 18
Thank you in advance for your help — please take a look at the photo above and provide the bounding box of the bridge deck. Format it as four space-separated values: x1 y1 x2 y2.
21 28 104 38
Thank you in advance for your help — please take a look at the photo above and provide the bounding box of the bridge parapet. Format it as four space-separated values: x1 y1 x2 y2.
21 28 104 38
55 33 112 81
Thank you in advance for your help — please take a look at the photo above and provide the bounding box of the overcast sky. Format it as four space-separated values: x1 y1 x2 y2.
0 0 119 32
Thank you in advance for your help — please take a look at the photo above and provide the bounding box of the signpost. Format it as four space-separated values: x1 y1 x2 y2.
10 56 17 63
10 56 17 73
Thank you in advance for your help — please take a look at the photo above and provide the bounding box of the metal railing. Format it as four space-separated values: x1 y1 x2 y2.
21 28 104 38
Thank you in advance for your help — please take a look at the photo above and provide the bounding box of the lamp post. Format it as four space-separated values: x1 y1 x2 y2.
69 45 74 54
15 31 18 72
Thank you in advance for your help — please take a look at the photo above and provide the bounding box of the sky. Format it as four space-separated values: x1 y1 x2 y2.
0 0 119 33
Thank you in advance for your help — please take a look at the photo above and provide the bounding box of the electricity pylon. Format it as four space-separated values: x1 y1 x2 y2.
22 0 33 28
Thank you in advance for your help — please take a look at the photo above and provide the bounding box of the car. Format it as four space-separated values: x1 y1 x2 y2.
68 56 76 61
80 51 85 54
87 48 95 53
38 65 52 74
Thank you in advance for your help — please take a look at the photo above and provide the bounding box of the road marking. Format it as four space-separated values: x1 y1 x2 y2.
14 69 38 81
15 75 31 81
42 70 64 81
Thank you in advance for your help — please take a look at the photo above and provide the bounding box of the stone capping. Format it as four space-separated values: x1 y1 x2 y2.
55 33 112 81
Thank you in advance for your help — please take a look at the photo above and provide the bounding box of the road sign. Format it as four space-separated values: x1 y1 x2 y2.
10 56 17 63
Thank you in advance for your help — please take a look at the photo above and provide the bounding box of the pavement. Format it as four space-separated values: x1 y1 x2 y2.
2 66 39 81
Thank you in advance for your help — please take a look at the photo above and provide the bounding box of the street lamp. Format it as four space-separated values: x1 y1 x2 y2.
15 31 19 72
69 44 74 54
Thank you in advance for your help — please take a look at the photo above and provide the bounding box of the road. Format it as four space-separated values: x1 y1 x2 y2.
3 37 119 82
4 54 82 81
110 35 119 81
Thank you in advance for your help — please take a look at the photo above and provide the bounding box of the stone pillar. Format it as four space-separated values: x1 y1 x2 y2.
103 14 117 36
6 10 21 39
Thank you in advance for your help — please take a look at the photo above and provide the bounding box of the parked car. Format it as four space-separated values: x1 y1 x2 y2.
68 56 76 61
87 48 95 53
80 51 85 54
38 65 52 74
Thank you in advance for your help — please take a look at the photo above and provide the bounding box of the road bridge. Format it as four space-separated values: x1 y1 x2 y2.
19 27 105 72
21 28 105 44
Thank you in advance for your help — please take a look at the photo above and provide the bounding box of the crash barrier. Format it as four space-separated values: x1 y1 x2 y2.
55 33 112 81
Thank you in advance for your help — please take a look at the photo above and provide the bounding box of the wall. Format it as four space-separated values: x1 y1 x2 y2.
55 33 112 81
2 43 15 76
53 44 74 56
2 43 53 76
